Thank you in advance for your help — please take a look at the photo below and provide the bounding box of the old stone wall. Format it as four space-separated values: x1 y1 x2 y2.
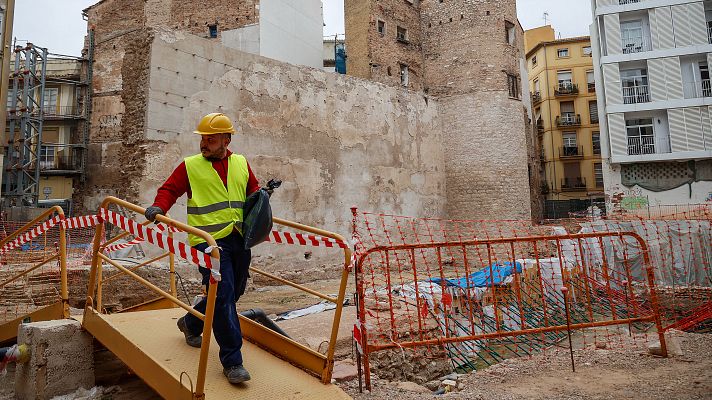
420 0 521 97
345 0 424 91
136 29 446 279
438 92 532 220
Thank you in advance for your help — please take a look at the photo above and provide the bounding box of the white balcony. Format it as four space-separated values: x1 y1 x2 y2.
627 136 655 155
622 85 650 104
683 79 712 99
621 37 652 54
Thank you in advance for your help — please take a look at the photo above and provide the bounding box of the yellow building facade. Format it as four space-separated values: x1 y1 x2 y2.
525 26 604 218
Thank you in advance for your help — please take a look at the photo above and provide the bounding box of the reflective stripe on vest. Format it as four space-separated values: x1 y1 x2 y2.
185 153 249 246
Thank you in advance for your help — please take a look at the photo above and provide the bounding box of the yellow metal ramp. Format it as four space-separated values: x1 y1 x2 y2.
83 307 351 399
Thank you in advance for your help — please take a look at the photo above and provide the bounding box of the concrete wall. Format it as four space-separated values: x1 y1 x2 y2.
141 29 446 277
259 0 323 69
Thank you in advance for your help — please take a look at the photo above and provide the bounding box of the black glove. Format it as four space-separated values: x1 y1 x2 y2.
145 206 164 222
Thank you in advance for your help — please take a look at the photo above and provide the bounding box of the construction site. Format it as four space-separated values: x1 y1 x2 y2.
0 0 710 399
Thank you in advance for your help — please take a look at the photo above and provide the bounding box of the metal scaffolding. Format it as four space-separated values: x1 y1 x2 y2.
4 43 48 206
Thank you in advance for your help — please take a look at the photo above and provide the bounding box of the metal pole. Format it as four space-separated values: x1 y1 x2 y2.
561 286 575 373
0 0 15 161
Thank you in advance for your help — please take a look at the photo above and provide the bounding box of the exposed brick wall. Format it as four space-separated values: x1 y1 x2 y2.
420 0 520 97
345 0 424 91
169 0 259 38
344 0 371 79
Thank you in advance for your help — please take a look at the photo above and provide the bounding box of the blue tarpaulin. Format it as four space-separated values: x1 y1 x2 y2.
429 261 523 288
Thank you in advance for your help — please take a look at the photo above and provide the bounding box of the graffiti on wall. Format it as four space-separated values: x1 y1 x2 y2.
98 113 123 133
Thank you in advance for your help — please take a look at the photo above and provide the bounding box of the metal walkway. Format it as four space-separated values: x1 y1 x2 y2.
82 307 350 399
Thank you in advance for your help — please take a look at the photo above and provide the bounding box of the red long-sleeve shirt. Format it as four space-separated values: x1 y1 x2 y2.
152 150 260 213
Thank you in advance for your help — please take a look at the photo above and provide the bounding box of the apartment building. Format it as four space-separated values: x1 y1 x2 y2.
525 27 604 218
591 0 712 210
4 56 86 209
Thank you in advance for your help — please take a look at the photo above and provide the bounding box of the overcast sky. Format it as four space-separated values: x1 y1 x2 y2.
14 0 592 56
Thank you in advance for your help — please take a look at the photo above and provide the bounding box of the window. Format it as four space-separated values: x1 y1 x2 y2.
557 48 569 58
39 145 55 170
563 132 577 147
626 118 655 155
400 64 409 86
562 132 579 156
594 163 603 187
589 100 599 124
621 20 644 53
377 20 385 35
532 55 537 67
582 46 592 56
621 68 650 104
505 20 515 45
396 26 408 42
507 74 520 99
592 131 601 155
43 88 58 115
208 24 218 38
586 70 595 92
557 70 572 86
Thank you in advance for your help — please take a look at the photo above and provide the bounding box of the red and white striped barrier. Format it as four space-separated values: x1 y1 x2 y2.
103 223 180 254
98 208 219 281
0 215 63 255
265 230 349 249
61 215 101 230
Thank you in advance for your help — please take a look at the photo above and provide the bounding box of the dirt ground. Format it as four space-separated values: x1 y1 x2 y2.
340 331 712 400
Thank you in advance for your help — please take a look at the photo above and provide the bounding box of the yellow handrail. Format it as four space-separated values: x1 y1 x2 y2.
0 206 68 317
84 196 219 397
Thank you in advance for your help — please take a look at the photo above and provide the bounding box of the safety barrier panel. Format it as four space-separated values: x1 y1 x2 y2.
352 211 668 390
0 206 68 343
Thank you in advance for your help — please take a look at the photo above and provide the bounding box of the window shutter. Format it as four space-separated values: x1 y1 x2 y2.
668 108 687 152
684 107 705 151
655 7 675 50
649 9 661 51
608 113 626 156
671 5 692 47
648 58 667 101
589 101 598 123
603 63 622 105
604 14 621 56
663 57 683 100
687 2 707 45
705 106 712 151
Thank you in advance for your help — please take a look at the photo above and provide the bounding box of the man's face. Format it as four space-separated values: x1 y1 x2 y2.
200 133 230 160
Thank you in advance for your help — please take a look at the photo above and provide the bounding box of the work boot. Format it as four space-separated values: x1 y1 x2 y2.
177 316 202 348
224 364 251 384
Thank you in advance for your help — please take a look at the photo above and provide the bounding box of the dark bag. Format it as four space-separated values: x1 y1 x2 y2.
241 179 281 249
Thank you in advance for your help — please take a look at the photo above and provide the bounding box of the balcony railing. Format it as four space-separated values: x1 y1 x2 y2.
554 83 578 96
619 0 643 4
707 22 712 44
531 91 542 104
536 119 544 132
38 144 83 174
627 136 655 156
622 84 650 104
621 37 652 54
587 82 596 92
7 105 84 119
561 177 587 191
682 79 712 99
556 113 582 127
560 146 584 158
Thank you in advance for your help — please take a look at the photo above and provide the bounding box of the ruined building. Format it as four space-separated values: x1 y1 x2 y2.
345 0 541 220
73 0 539 279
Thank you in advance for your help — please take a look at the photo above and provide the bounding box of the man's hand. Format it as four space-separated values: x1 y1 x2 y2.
145 206 165 222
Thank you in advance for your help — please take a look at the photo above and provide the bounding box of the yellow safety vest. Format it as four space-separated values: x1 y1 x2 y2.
185 153 249 246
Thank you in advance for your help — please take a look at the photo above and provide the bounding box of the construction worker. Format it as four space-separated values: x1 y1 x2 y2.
144 113 259 384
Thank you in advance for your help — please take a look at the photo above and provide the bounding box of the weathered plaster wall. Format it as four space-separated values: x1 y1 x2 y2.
140 29 446 278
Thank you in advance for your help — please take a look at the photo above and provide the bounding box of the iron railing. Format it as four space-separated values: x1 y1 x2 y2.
621 36 652 54
619 0 643 4
622 84 650 104
682 79 712 99
536 119 545 132
627 136 655 155
532 91 542 104
707 22 712 44
38 144 83 173
561 177 587 191
556 113 582 127
588 82 596 92
554 83 579 96
560 146 584 158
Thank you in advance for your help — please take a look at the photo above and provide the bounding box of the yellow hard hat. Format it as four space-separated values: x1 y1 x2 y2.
193 113 237 135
